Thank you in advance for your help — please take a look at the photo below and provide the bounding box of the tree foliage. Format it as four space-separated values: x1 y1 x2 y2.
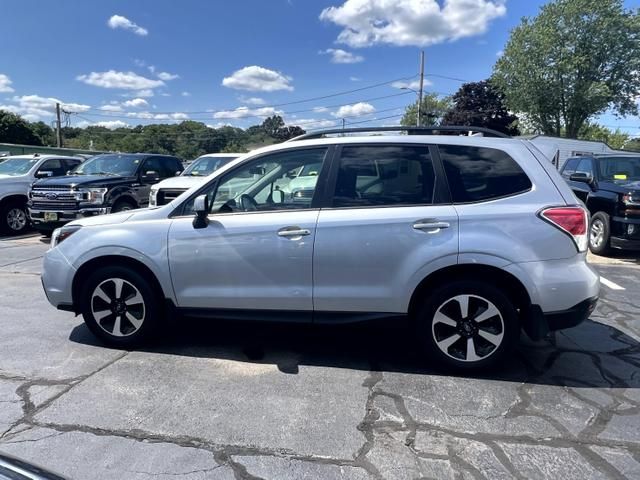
441 80 519 135
577 122 630 149
0 110 43 145
401 93 452 127
492 0 640 138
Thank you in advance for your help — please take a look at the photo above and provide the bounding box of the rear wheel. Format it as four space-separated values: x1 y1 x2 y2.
589 212 611 256
416 281 519 371
80 266 162 347
0 200 29 235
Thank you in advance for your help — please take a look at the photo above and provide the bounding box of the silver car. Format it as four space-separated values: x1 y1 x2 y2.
41 127 599 370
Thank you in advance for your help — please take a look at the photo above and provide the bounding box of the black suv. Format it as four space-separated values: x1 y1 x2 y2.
561 154 640 254
28 153 183 234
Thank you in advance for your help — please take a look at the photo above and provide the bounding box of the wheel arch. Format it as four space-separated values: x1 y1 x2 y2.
408 264 532 320
0 194 28 208
72 255 166 310
110 194 138 209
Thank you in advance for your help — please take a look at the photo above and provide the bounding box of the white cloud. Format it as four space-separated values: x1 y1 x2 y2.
332 102 376 118
350 76 361 82
99 104 123 112
320 0 506 47
77 70 164 90
320 48 364 64
126 111 155 119
6 95 90 120
134 89 155 98
496 49 504 57
313 106 329 113
107 15 148 36
157 71 179 81
222 66 293 92
239 96 267 105
391 79 432 89
213 106 283 119
122 98 149 108
181 91 191 97
0 74 14 93
171 113 189 120
92 120 131 129
290 118 336 128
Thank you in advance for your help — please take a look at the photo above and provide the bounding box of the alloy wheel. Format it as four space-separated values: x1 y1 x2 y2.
91 278 145 337
7 208 27 232
432 294 505 363
590 219 604 248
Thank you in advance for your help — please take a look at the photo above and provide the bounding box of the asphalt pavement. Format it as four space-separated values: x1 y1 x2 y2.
0 234 638 479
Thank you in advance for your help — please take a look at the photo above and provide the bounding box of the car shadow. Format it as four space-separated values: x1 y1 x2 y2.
69 316 640 390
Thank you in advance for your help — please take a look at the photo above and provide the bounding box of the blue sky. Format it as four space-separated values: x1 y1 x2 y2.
1 0 639 134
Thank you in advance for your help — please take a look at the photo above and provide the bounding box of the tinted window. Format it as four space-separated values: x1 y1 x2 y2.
597 156 640 182
562 158 580 177
575 159 594 176
72 154 142 176
332 145 435 207
64 159 82 172
38 159 66 176
439 145 532 203
144 157 177 179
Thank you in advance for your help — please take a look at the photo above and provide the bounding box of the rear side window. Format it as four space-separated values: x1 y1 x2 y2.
332 145 435 207
439 145 532 203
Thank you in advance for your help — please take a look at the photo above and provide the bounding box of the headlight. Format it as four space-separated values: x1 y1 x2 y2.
622 193 640 206
78 187 107 205
149 187 158 207
51 225 82 248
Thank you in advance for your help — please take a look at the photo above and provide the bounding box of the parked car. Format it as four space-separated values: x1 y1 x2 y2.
561 154 640 255
29 153 183 235
0 154 82 235
41 126 599 371
150 153 240 206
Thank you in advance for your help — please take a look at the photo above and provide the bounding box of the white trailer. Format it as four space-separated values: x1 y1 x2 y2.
519 135 623 170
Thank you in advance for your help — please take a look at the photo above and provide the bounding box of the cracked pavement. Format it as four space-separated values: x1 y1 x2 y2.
0 235 638 479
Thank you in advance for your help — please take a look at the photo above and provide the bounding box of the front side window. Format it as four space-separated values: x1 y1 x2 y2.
71 154 142 176
332 145 435 208
183 148 328 214
37 159 65 176
439 145 532 203
562 158 580 178
575 159 594 177
597 156 640 182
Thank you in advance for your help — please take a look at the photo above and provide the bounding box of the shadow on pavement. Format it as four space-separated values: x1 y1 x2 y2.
69 314 640 390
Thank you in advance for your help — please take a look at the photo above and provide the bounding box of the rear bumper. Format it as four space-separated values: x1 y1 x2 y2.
523 297 598 340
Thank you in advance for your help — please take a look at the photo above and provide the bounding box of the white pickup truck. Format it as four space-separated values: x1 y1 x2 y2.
0 154 82 235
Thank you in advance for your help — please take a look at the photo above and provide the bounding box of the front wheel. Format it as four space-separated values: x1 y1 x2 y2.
80 266 162 347
0 200 29 235
415 281 519 371
111 200 136 213
589 212 611 256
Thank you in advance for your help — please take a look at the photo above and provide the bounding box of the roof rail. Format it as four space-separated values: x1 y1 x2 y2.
286 126 510 142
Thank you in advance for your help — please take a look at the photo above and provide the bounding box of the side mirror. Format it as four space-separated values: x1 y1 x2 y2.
141 170 160 183
192 194 209 229
569 172 593 184
35 170 53 178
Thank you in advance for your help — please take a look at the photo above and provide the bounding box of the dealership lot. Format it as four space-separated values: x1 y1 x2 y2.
0 234 638 479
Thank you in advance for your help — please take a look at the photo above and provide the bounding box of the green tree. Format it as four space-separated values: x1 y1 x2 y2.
29 121 55 146
577 123 630 149
261 115 286 137
0 110 43 145
623 138 640 152
400 93 452 127
441 80 519 135
493 0 640 138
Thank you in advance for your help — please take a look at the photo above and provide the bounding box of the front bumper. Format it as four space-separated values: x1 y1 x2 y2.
41 246 76 309
611 216 640 250
29 207 110 230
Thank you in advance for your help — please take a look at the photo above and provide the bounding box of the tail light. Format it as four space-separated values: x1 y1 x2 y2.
539 206 589 252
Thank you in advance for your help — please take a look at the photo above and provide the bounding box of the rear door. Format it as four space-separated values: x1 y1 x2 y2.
313 143 458 315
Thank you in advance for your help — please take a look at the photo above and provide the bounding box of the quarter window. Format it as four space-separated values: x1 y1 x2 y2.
331 145 435 207
439 145 532 203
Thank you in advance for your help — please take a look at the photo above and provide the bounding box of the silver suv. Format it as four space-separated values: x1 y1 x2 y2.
41 127 600 370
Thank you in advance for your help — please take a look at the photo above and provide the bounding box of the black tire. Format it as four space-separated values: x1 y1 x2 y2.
589 211 611 256
79 266 163 347
415 281 520 371
0 200 29 235
111 199 136 213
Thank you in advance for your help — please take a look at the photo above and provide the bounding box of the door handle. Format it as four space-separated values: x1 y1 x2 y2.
277 226 311 238
413 220 450 231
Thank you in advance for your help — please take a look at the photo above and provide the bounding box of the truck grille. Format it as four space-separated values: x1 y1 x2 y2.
30 187 78 210
31 201 78 211
158 188 187 206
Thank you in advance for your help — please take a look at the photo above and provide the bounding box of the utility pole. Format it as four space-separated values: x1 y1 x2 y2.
417 50 425 127
342 118 346 130
55 102 62 147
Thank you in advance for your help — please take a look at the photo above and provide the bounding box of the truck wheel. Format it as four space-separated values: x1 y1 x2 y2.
112 199 136 213
0 200 29 235
79 266 163 347
415 281 519 372
589 212 611 256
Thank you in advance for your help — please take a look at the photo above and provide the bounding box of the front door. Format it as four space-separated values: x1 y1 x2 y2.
168 147 330 314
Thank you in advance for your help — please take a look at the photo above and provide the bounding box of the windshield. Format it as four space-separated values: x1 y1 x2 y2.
0 157 39 176
71 154 142 176
183 156 237 176
598 156 640 182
